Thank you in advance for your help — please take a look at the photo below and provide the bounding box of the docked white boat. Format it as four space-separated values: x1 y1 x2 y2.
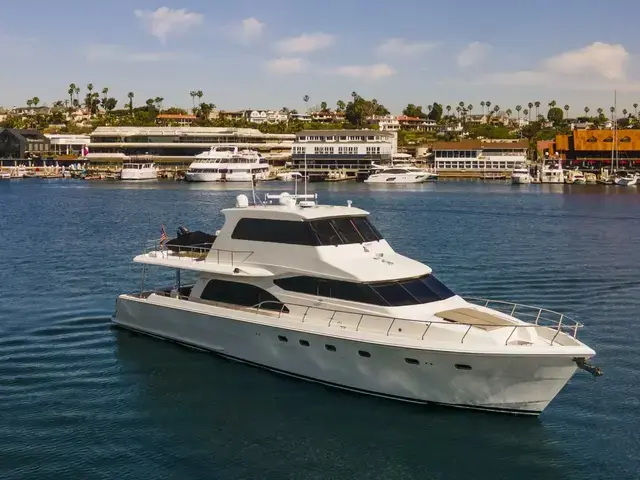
614 172 638 186
365 166 430 184
0 172 10 180
276 171 302 182
112 192 600 415
120 162 158 181
564 169 586 185
185 146 269 182
511 165 532 184
540 162 564 184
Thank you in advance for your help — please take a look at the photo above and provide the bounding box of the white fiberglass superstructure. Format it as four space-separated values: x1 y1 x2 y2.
185 146 269 182
112 192 600 415
120 162 158 180
511 165 532 184
365 166 431 184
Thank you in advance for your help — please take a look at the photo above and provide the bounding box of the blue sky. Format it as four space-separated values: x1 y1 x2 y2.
2 0 640 114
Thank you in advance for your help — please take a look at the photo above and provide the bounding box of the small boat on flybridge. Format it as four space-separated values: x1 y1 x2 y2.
112 188 601 415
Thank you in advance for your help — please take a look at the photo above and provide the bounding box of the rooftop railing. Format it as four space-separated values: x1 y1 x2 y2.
142 238 253 266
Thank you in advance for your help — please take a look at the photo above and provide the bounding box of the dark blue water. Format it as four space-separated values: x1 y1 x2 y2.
1 179 639 479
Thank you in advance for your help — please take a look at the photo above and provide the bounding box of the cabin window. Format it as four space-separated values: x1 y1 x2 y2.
358 350 371 358
231 218 317 245
325 344 336 352
231 216 384 246
299 339 310 346
405 358 419 365
278 335 288 342
200 279 288 312
274 274 455 307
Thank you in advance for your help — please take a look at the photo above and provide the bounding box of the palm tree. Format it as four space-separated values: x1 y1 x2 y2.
523 108 529 119
127 92 134 113
485 101 491 114
548 100 556 109
196 90 203 105
634 103 638 117
303 95 310 112
336 100 345 112
87 83 93 95
515 105 522 120
68 83 76 107
467 104 473 118
101 87 109 111
480 101 485 115
456 106 461 118
564 104 570 119
534 101 540 118
493 105 500 114
32 97 40 107
189 90 196 110
584 106 590 117
320 101 328 112
527 102 533 120
445 105 452 116
154 97 164 111
623 108 628 117
597 107 603 118
506 108 512 119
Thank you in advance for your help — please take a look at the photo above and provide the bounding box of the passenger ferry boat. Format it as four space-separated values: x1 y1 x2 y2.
120 162 158 180
112 192 600 415
185 146 269 182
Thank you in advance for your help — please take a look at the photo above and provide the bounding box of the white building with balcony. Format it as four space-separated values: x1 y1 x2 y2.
290 130 396 174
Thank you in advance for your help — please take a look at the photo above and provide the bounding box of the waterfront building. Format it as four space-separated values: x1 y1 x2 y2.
0 128 50 161
290 130 396 175
433 139 528 175
156 114 197 126
396 116 438 132
45 134 90 156
554 129 640 170
246 110 289 124
87 126 295 167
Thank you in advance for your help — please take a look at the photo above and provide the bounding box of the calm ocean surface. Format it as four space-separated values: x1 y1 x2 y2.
1 179 639 479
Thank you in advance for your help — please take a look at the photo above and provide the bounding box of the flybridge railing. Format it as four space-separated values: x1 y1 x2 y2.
142 238 253 266
142 291 583 346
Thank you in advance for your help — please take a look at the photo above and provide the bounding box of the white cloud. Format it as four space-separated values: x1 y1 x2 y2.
544 42 628 80
376 38 436 57
331 63 396 79
457 41 491 67
134 7 203 43
274 33 335 54
266 57 308 75
240 17 265 41
466 42 640 91
84 44 191 63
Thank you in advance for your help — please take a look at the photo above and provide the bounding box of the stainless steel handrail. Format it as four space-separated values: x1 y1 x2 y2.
142 238 254 266
139 291 583 346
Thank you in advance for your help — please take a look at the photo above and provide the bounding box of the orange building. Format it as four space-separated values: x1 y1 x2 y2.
554 129 640 169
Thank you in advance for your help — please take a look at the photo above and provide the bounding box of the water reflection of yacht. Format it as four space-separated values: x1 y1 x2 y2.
112 191 600 415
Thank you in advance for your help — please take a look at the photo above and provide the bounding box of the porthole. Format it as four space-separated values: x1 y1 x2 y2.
404 358 419 365
299 339 310 347
278 335 288 342
455 364 472 371
358 350 371 358
325 344 336 352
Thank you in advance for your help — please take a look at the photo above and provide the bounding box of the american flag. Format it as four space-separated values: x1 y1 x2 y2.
160 224 168 244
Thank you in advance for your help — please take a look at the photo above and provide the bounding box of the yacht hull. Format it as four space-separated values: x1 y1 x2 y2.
511 175 531 184
113 295 581 415
365 174 428 184
120 169 158 180
185 172 269 182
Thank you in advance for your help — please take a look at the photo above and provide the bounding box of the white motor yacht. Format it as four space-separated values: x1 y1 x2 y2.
564 169 586 185
614 172 638 186
540 162 564 184
112 192 600 415
185 146 269 182
511 165 532 184
120 162 158 181
365 166 431 184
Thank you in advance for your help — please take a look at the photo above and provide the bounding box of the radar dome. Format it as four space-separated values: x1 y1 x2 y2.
235 194 249 208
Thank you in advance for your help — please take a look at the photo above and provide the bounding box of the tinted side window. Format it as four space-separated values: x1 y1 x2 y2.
421 275 455 300
231 218 317 245
352 217 382 243
371 282 416 306
275 276 317 295
309 220 342 245
201 279 287 311
331 218 363 244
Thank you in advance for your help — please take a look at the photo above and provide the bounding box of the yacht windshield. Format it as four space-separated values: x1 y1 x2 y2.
308 217 383 245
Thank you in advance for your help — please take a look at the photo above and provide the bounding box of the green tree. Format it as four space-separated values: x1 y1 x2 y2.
320 101 328 112
480 101 485 114
402 104 424 117
564 104 570 119
427 103 443 122
547 107 563 123
68 83 76 107
154 97 164 111
344 93 389 126
584 106 590 117
127 92 135 113
634 103 638 117
32 97 40 107
336 100 345 112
